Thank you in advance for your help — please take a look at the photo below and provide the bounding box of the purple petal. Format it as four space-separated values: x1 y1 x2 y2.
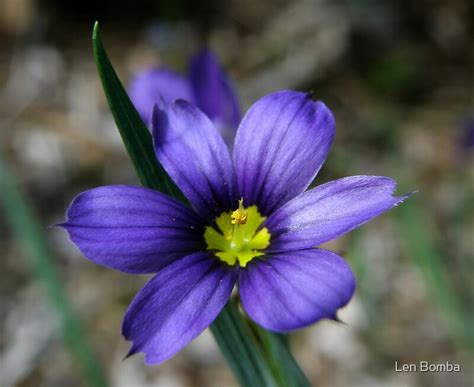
60 185 205 273
233 90 335 215
189 49 241 129
123 252 236 365
153 100 237 221
266 176 410 252
128 68 194 125
239 249 355 332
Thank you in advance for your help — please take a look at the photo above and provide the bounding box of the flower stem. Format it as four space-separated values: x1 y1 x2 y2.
210 299 277 387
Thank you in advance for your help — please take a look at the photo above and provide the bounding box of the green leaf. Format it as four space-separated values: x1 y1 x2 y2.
92 22 185 201
210 300 277 387
0 153 108 387
251 325 310 387
92 22 310 386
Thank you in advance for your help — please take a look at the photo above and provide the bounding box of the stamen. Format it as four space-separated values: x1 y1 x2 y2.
231 198 247 225
204 199 270 267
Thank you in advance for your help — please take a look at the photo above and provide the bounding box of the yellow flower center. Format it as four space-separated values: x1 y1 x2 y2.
204 199 271 267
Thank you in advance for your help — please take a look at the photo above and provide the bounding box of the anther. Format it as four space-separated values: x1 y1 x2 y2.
231 198 247 225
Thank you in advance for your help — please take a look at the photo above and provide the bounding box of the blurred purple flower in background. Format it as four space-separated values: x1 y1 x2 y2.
128 49 240 145
459 115 474 154
61 90 409 365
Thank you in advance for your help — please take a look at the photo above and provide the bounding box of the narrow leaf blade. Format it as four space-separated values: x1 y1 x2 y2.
252 325 310 387
0 153 108 387
92 22 185 201
211 300 277 387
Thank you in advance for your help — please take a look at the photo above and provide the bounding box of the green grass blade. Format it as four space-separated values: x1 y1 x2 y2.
210 300 277 387
397 198 474 351
92 22 185 201
251 325 310 387
0 153 108 387
92 22 305 386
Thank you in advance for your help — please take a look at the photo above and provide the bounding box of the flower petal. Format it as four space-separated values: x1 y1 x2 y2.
189 49 240 129
239 249 355 332
266 176 410 252
233 90 335 215
153 100 237 221
60 185 205 273
128 68 193 125
123 252 236 365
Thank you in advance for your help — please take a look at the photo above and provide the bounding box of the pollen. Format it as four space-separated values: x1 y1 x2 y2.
204 199 271 267
231 198 247 225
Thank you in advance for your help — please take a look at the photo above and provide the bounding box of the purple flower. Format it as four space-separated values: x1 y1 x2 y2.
61 90 409 365
459 115 474 153
128 49 240 145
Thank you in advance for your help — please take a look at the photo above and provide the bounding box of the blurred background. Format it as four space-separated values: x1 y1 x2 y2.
0 0 472 386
